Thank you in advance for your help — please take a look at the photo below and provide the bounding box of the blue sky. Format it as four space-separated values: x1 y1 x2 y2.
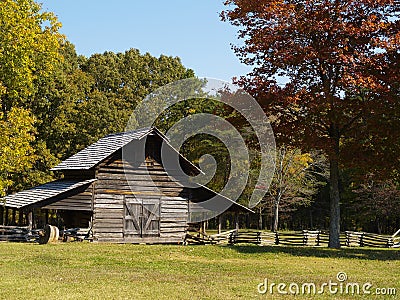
40 0 252 82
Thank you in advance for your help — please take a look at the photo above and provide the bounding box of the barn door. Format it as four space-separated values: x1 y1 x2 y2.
124 197 160 237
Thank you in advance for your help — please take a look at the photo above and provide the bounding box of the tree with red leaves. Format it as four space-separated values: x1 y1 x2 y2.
222 0 400 248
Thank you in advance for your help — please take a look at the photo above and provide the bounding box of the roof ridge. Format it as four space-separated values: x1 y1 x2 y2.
104 127 153 138
51 127 156 171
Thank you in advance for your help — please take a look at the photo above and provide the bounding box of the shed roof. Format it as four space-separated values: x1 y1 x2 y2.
2 179 96 209
51 127 153 171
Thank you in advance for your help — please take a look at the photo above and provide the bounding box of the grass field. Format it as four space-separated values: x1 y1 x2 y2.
0 243 398 299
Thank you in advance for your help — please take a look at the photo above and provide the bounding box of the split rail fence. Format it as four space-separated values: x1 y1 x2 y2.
185 229 399 248
1 224 399 248
0 225 91 243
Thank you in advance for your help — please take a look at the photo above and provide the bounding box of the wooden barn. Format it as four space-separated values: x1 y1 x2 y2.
2 127 251 243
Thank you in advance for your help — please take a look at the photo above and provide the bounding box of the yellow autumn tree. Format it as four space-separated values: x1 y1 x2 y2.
0 0 64 111
0 0 64 195
0 108 36 196
265 146 325 232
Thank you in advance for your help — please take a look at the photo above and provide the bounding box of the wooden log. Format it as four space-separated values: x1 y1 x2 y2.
93 227 124 233
95 232 124 238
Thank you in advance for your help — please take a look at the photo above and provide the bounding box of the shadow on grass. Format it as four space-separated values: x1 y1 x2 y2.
225 244 400 261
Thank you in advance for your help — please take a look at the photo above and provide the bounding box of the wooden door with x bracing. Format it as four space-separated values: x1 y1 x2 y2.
124 197 160 237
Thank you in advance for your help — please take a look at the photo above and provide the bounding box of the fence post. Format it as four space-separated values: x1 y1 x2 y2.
275 232 279 245
360 233 364 247
229 229 238 245
345 231 350 247
257 231 261 244
303 230 308 246
316 231 320 246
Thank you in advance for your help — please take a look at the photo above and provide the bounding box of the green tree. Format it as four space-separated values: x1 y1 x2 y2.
0 108 36 196
264 147 325 232
0 0 64 112
72 49 195 150
35 45 196 160
0 0 64 193
34 41 94 159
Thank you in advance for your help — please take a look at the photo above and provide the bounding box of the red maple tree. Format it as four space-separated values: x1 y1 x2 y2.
222 0 400 247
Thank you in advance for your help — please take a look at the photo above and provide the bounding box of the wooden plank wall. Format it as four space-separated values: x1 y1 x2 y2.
42 185 93 211
159 196 188 241
92 142 190 243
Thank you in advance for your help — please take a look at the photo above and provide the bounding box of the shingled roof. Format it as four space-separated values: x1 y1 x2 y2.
51 127 154 171
3 179 96 209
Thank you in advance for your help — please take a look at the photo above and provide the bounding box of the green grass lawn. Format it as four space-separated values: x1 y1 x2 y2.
0 243 398 299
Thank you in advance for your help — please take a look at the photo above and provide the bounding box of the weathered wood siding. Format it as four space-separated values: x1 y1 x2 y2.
42 185 93 211
92 137 190 243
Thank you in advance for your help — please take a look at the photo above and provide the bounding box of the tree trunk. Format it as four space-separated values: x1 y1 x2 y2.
272 200 279 232
329 156 341 248
258 207 263 230
376 217 382 235
235 212 239 231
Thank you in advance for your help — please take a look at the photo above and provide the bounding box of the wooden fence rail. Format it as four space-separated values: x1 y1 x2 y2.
184 229 396 248
345 231 394 248
0 225 38 242
0 225 91 243
392 229 400 248
1 224 397 248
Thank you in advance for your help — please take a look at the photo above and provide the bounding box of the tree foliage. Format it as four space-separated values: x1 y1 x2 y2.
0 0 63 194
222 0 400 247
262 147 325 232
352 176 400 234
32 42 196 160
0 0 64 111
0 0 195 195
0 108 36 196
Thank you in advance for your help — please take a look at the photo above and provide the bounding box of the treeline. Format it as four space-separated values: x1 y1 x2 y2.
0 0 194 196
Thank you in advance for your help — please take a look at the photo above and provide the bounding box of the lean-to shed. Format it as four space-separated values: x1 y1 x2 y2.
2 127 251 243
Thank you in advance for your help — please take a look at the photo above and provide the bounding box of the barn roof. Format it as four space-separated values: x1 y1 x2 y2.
193 183 254 213
51 127 154 171
2 179 96 209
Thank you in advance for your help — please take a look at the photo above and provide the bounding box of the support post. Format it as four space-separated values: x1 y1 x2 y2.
5 207 9 226
235 212 239 231
28 211 33 230
0 206 3 225
18 210 24 226
218 215 222 234
202 221 207 235
12 208 16 225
